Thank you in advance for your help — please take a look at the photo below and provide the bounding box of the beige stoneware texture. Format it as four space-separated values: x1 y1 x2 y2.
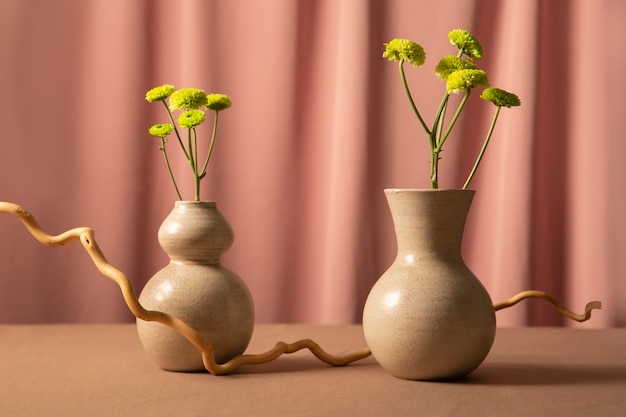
363 189 496 380
137 201 255 371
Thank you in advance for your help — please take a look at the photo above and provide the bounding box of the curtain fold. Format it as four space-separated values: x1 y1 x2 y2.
0 0 623 327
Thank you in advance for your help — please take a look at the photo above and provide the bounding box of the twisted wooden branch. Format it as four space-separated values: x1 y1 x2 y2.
494 290 602 321
0 202 371 374
0 201 601 375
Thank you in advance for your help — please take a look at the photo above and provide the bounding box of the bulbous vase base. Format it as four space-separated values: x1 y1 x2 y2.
137 263 254 372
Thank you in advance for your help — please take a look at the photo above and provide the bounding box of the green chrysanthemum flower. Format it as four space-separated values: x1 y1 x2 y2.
435 56 478 81
448 29 483 60
480 87 521 108
145 84 175 102
206 93 232 111
178 109 206 128
383 39 426 67
169 88 208 111
446 69 489 93
148 123 174 138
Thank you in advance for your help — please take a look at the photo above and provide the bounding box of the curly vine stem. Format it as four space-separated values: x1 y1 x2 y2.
0 202 601 374
493 290 602 321
0 202 371 374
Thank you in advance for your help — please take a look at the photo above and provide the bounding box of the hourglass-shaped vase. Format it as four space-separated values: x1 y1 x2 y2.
136 201 255 372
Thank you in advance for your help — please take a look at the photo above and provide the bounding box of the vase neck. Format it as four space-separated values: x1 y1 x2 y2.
385 189 474 256
158 201 233 264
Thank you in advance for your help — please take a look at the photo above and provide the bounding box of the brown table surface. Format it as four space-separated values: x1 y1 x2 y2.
1 324 625 417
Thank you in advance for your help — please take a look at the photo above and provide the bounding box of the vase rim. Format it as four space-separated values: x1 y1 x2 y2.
384 188 475 193
174 200 217 207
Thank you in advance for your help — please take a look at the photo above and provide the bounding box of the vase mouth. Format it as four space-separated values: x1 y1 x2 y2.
174 200 217 207
384 188 475 193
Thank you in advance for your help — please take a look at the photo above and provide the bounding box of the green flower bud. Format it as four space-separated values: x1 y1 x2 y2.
383 39 425 67
206 93 232 111
448 29 483 60
178 109 206 128
148 123 174 138
446 69 489 93
480 87 521 107
169 88 208 110
145 84 175 102
435 56 478 81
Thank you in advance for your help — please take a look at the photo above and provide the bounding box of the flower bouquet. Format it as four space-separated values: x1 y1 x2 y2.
145 85 232 201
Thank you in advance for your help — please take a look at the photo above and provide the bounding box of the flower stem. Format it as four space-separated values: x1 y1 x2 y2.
400 59 443 188
193 128 199 178
429 92 470 188
194 128 201 201
463 105 501 189
199 111 219 179
437 91 470 152
184 129 200 201
399 61 432 142
431 93 449 144
159 138 182 200
161 101 190 161
430 149 439 189
191 129 202 201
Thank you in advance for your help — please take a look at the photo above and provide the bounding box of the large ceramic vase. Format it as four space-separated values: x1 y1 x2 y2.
136 201 255 372
362 189 495 380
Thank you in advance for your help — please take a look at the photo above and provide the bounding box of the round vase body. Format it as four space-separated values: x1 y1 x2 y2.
363 189 495 380
137 201 254 372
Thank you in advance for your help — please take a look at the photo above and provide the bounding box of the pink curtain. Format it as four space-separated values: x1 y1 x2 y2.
0 0 624 327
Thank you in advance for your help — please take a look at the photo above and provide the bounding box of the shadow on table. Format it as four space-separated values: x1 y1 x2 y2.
463 362 626 386
153 357 626 384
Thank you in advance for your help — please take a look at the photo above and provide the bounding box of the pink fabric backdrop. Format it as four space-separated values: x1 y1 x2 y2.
0 0 624 326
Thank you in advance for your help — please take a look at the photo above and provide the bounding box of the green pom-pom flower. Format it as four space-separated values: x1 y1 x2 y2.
480 87 521 107
448 29 483 60
383 39 426 67
148 123 174 138
169 88 209 110
206 94 232 111
145 84 175 102
446 69 489 93
178 109 206 128
435 56 477 81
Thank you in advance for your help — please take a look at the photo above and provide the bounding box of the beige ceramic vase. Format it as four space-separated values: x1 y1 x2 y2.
136 201 255 372
362 189 495 380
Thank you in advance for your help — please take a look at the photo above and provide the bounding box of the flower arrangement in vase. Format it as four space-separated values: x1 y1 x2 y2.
383 30 521 190
137 85 255 371
145 84 232 201
362 29 521 380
